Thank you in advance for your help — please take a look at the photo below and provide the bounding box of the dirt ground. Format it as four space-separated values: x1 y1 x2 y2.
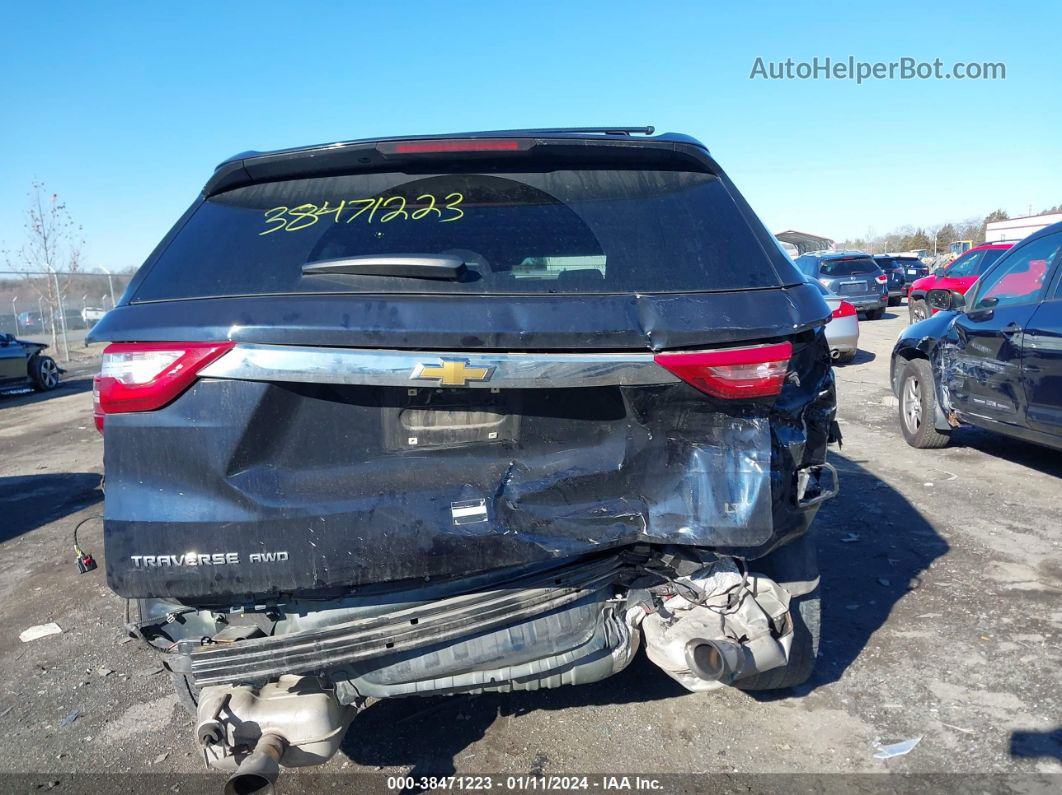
0 310 1059 791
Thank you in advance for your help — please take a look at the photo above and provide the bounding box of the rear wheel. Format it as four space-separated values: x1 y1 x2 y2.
735 587 820 690
835 350 857 364
864 308 885 320
898 358 950 449
909 300 929 324
30 355 60 391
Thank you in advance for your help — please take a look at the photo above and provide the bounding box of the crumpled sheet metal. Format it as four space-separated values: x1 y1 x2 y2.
102 335 835 600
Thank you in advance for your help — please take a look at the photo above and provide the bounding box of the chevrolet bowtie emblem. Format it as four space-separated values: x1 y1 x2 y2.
410 358 494 387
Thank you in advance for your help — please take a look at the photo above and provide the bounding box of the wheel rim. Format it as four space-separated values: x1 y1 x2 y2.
903 376 922 432
40 359 58 387
913 306 926 322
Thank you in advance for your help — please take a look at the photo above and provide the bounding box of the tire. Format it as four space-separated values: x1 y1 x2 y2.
864 308 885 320
735 587 820 691
171 671 200 716
835 350 857 364
30 355 60 391
898 358 950 449
909 300 929 324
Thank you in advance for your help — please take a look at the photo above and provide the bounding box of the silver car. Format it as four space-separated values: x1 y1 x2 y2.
809 280 859 363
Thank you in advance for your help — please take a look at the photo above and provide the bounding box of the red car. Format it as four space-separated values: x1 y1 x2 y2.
907 243 1012 323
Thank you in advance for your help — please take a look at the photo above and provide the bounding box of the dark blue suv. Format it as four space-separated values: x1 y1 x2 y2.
88 128 841 784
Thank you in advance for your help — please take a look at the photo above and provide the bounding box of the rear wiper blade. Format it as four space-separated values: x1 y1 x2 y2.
301 255 467 280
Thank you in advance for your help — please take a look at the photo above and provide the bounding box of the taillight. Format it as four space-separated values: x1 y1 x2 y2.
654 342 792 399
93 342 234 432
832 301 857 319
875 274 888 284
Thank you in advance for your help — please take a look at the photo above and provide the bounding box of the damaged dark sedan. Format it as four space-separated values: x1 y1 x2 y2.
0 333 61 392
88 127 840 788
893 222 1062 451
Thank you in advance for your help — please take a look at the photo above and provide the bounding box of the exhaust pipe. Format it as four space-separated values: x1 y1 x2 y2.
684 638 745 682
830 348 841 360
224 733 287 795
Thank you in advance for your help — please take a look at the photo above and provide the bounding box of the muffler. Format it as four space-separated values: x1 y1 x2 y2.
196 675 356 783
639 561 793 691
830 348 841 360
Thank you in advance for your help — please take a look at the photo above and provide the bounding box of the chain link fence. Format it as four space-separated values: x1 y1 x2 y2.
0 270 133 361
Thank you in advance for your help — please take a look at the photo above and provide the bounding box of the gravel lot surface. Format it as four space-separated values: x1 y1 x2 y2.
0 310 1058 792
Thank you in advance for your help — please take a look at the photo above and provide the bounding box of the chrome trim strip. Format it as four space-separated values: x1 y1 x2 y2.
199 343 679 388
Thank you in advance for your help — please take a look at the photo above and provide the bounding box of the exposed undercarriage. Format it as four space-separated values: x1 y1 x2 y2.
129 540 820 789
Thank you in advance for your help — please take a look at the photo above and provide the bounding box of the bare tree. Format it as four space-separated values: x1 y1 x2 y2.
2 182 85 359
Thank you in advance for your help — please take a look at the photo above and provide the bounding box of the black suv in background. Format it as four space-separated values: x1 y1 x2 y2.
89 128 839 785
874 255 928 304
794 250 889 318
893 222 1062 451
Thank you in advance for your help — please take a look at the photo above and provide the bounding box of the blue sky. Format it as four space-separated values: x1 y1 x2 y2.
1 0 1059 270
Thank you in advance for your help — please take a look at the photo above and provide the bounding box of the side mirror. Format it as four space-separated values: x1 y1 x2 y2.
933 267 946 278
926 288 965 313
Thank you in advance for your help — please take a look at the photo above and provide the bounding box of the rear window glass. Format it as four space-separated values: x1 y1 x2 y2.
876 258 921 269
820 257 878 276
132 170 784 300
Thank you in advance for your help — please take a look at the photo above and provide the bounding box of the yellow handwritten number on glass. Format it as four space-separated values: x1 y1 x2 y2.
285 203 320 231
411 194 441 220
380 196 409 223
260 206 290 235
440 192 464 223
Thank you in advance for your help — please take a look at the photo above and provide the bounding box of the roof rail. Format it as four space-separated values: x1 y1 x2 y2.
514 126 656 136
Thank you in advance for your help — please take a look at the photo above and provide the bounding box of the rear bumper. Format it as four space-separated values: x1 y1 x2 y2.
847 295 887 310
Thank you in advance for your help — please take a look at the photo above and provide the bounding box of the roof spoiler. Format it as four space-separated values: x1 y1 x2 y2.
203 130 713 197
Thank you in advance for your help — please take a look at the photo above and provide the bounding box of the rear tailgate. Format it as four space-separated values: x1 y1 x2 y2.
91 136 836 600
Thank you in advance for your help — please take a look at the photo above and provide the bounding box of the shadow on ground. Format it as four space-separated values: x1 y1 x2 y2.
1010 727 1062 761
838 349 877 367
808 452 947 684
0 472 103 543
337 452 946 776
949 426 1062 478
0 376 93 408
